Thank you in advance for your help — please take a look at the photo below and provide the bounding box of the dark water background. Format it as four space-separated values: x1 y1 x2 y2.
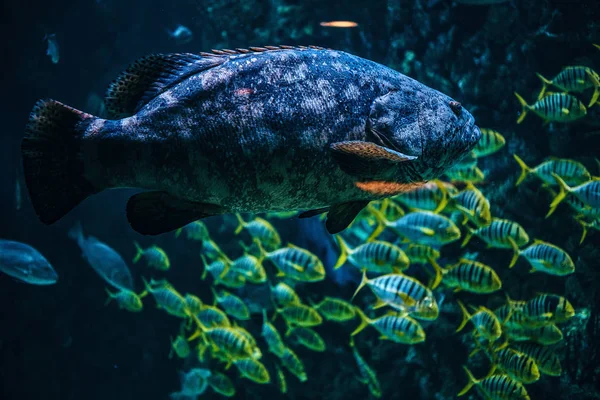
1 0 600 399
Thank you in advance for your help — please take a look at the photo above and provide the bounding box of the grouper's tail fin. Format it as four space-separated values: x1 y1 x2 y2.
22 99 97 224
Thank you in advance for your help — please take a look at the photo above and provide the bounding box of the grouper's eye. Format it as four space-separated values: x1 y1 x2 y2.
449 101 462 116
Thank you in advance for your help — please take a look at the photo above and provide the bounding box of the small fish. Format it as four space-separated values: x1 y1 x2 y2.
513 154 591 187
309 296 356 322
377 198 406 221
508 294 575 325
472 129 506 158
235 214 281 250
275 304 323 327
447 182 492 227
69 223 133 290
133 242 170 271
172 368 211 398
234 358 270 384
352 309 426 344
206 371 235 397
205 327 261 361
458 367 530 400
514 92 587 124
280 347 307 382
513 343 562 376
184 294 204 315
508 239 574 275
319 20 358 28
166 24 193 45
105 288 145 312
196 305 231 329
0 239 58 285
505 324 563 345
334 235 410 273
456 301 502 342
270 282 301 308
547 174 600 217
430 258 502 293
229 254 267 284
404 243 441 269
201 239 226 261
393 180 451 212
536 66 600 107
491 347 540 384
44 34 59 64
259 242 325 282
175 221 210 241
353 271 439 320
276 364 287 394
350 337 382 398
444 164 485 184
143 278 189 318
212 288 250 320
170 335 191 359
261 310 286 357
462 218 529 249
286 326 326 352
370 207 461 246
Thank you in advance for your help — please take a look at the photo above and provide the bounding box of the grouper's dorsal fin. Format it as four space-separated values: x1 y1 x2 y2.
105 53 226 118
199 45 326 57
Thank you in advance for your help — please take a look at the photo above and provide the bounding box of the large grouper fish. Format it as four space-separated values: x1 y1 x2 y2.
22 45 481 235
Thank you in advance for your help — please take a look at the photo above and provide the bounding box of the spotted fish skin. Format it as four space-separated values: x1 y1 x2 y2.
23 46 480 235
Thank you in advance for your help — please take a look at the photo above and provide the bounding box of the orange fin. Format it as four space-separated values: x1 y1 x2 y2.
355 181 425 196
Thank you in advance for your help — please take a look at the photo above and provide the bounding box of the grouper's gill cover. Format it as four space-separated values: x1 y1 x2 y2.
21 45 481 236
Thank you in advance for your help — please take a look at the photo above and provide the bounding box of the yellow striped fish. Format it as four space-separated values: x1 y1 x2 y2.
352 309 426 344
404 244 441 269
393 180 451 212
352 271 439 320
261 310 286 357
207 371 236 397
513 154 591 187
462 218 529 249
444 164 486 183
492 347 540 384
105 288 146 312
259 243 325 282
505 324 563 345
133 242 170 271
201 238 227 261
269 282 301 308
430 258 502 293
456 301 502 342
169 335 191 359
197 305 231 329
508 239 574 276
377 198 405 221
547 174 600 217
309 296 357 322
510 294 575 325
350 337 382 398
514 92 587 124
201 255 230 281
370 207 461 245
494 303 529 330
175 220 210 241
458 367 530 400
448 182 492 227
184 294 203 315
234 358 270 384
280 347 307 382
334 236 410 273
235 214 281 250
275 304 323 327
473 129 506 158
536 66 600 107
514 343 562 376
286 326 326 352
143 278 189 318
229 253 267 284
212 288 250 320
206 327 261 361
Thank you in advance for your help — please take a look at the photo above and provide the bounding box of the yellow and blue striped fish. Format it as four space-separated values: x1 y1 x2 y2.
269 282 301 308
510 294 575 325
235 214 281 250
175 220 210 241
350 337 382 399
169 335 191 359
536 66 600 107
393 180 452 212
212 288 250 320
261 243 325 282
547 173 600 217
143 278 189 318
229 253 267 283
234 358 270 384
309 296 357 322
352 309 426 344
509 239 574 276
286 326 326 352
184 294 203 315
206 327 261 360
444 164 485 183
280 347 307 382
404 243 441 269
353 271 439 320
133 242 170 271
334 235 410 273
505 324 563 345
448 182 492 227
472 128 506 158
462 217 529 249
513 343 562 376
456 300 502 342
515 92 587 124
196 305 231 329
206 371 236 397
492 347 540 384
458 366 530 400
105 288 146 312
261 309 286 357
275 304 323 327
513 154 591 187
430 258 502 293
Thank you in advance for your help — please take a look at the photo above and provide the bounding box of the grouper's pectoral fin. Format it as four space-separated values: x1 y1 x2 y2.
126 191 223 235
325 201 370 234
329 141 417 176
298 207 329 218
355 181 426 196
